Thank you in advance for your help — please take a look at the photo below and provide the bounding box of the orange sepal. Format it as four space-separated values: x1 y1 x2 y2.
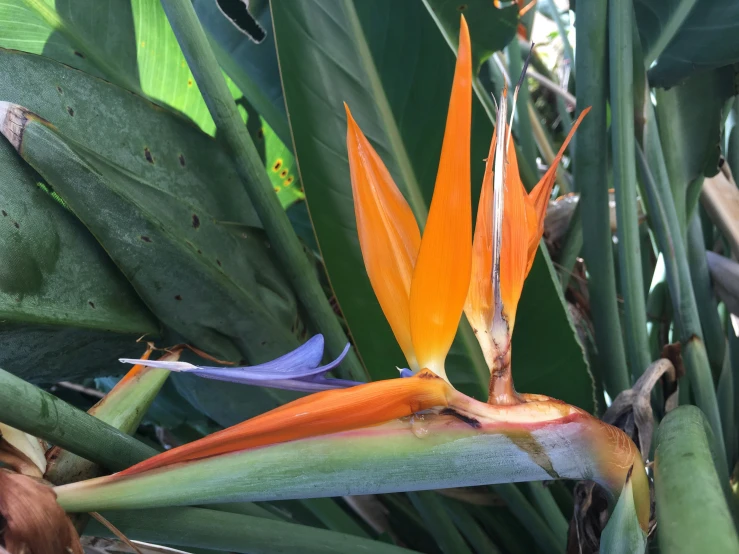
465 134 496 367
409 16 473 379
118 370 454 476
499 134 538 329
345 104 421 370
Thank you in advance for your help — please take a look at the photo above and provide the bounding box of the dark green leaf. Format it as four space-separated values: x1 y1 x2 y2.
0 136 156 382
422 0 518 68
634 0 739 87
0 49 304 419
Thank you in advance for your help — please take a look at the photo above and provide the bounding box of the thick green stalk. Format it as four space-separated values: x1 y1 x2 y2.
524 482 569 548
687 212 726 377
575 0 629 395
0 368 156 471
442 500 503 554
87 507 415 554
655 407 739 553
609 0 652 379
493 484 565 554
408 492 472 554
54 412 650 535
46 361 172 486
636 143 726 463
159 0 366 381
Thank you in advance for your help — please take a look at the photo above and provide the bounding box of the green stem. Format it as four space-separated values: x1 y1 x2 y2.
557 201 582 289
524 482 569 548
159 0 366 381
493 484 565 554
408 492 473 554
0 368 156 471
609 0 652 379
655 406 739 553
687 212 726 378
575 0 629 395
87 507 415 554
635 143 727 464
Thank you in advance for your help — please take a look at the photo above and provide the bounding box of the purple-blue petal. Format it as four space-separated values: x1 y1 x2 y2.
119 335 361 392
183 340 351 382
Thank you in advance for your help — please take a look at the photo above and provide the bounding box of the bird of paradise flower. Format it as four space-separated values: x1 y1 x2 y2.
56 16 648 537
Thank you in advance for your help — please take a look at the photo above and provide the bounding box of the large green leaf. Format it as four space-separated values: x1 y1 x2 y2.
0 138 157 382
272 0 594 409
634 0 739 87
0 49 302 416
0 0 304 208
654 69 737 228
0 0 212 130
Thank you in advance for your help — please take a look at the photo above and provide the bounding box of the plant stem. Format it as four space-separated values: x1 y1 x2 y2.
655 406 739 553
635 143 727 464
493 484 565 554
87 507 415 554
0 368 156 471
524 482 569 548
575 0 630 395
609 0 652 380
687 212 726 378
159 0 366 381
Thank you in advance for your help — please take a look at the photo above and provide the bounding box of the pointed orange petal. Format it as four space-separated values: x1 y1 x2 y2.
528 107 592 262
500 133 537 331
465 134 496 369
409 16 473 379
345 104 421 370
118 370 453 475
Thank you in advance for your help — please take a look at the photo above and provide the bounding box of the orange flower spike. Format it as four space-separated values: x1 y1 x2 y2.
345 104 421 371
467 94 591 404
465 133 496 368
118 370 454 476
409 16 473 380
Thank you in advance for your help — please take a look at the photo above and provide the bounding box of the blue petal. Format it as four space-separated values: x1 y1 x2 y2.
119 336 361 392
398 368 415 378
186 342 352 382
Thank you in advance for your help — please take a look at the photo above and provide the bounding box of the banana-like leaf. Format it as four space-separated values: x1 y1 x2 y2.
0 50 304 416
634 0 739 87
653 69 736 230
55 408 649 548
0 127 157 382
271 0 594 409
0 0 303 207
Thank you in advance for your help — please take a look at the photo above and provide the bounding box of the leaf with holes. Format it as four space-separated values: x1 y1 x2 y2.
0 50 304 417
0 137 157 382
